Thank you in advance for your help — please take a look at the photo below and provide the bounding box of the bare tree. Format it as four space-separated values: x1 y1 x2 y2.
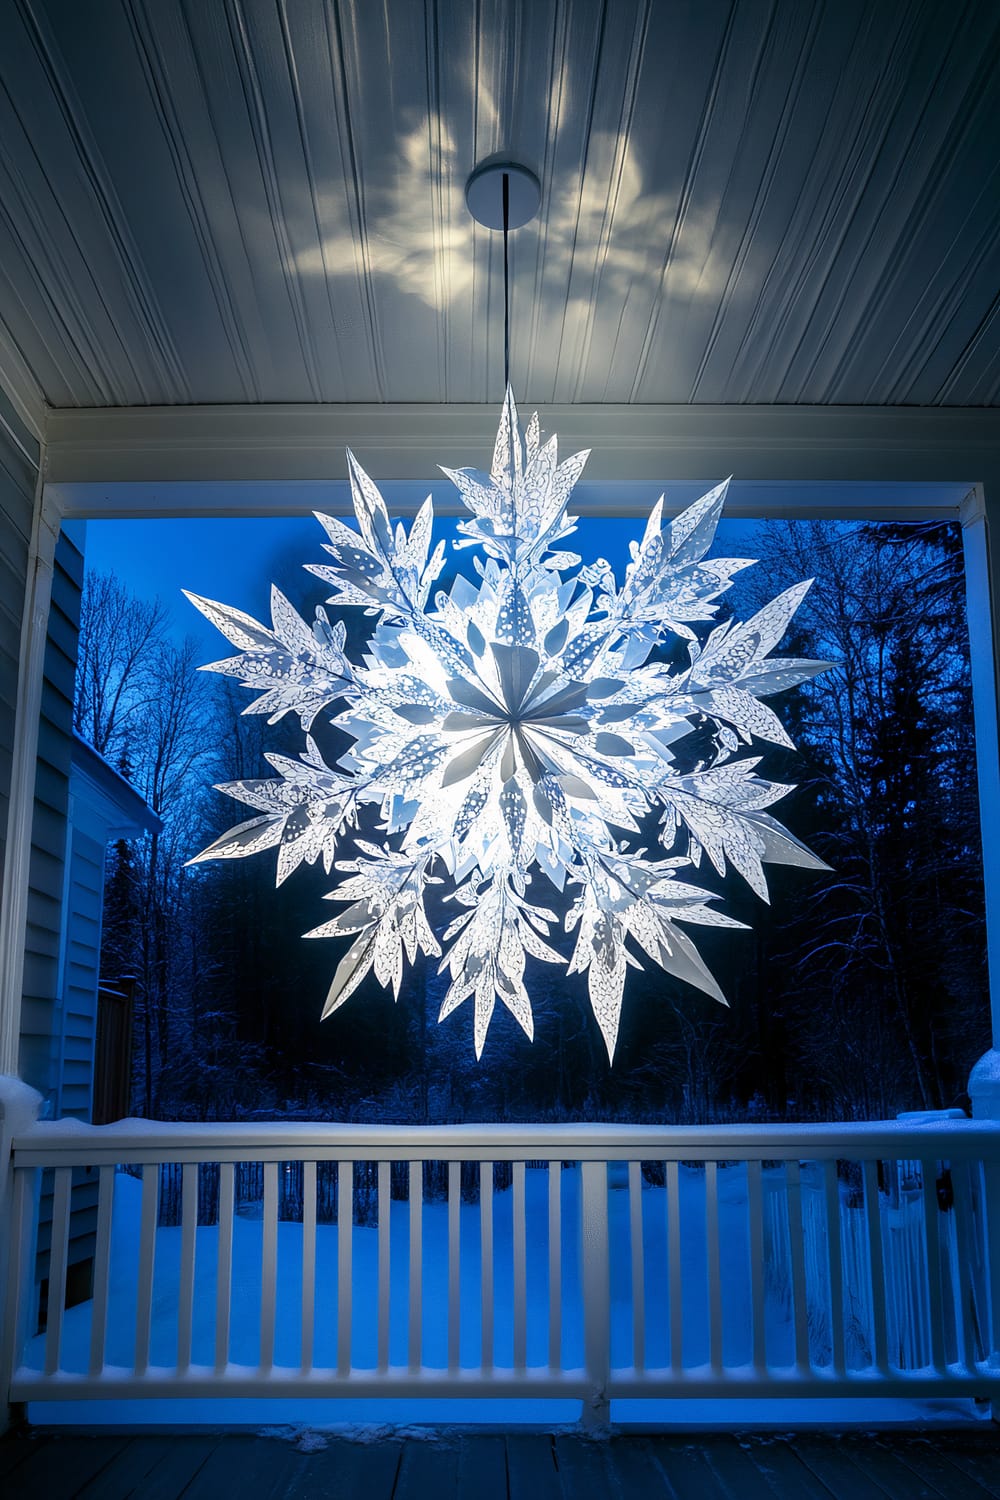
738 520 987 1115
77 570 223 1113
75 571 168 762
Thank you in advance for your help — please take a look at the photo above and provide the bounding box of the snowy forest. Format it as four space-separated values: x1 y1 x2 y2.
75 518 988 1126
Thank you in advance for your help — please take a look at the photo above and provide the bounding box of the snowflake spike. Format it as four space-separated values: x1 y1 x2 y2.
185 815 284 866
492 384 523 490
321 931 376 1018
182 590 274 652
188 392 830 1063
345 447 393 556
590 960 626 1065
668 477 731 564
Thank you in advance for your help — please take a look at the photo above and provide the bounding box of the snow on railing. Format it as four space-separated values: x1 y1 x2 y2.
3 1115 1000 1420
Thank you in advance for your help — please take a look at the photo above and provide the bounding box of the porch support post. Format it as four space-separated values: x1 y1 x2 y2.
0 1075 41 1433
0 478 58 1078
964 479 1000 1118
580 1159 611 1431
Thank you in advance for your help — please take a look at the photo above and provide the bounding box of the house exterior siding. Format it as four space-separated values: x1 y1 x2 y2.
19 533 82 1102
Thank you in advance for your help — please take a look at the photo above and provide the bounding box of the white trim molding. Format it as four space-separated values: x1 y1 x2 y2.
46 475 978 524
0 464 57 1078
963 485 1000 1070
44 402 1000 486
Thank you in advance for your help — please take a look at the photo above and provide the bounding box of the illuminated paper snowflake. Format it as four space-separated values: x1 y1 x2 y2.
186 390 829 1061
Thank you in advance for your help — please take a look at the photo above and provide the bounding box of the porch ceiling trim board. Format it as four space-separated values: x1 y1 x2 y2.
43 401 1000 487
45 477 980 525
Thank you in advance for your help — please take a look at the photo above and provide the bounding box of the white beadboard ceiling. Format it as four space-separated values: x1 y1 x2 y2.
0 0 998 415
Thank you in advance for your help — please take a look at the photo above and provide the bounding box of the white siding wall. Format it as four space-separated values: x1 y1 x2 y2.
18 533 83 1101
55 826 104 1122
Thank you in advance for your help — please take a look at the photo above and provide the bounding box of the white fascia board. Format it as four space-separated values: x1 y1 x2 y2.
44 402 1000 488
47 475 973 523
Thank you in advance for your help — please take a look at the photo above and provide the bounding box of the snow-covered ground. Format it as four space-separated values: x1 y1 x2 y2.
25 1164 984 1428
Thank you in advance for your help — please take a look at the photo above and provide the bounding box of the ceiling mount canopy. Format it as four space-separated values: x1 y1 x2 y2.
466 162 540 390
464 162 541 230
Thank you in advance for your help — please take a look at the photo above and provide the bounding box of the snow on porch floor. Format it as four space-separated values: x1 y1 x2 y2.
3 1426 1000 1500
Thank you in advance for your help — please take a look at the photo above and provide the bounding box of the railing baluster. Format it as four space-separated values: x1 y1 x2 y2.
177 1162 198 1376
338 1160 353 1377
10 1121 997 1408
215 1162 234 1374
3 1166 36 1387
513 1161 527 1373
984 1160 1000 1365
377 1160 390 1373
628 1161 645 1374
481 1160 494 1373
824 1160 846 1376
862 1159 888 1374
409 1160 422 1374
922 1158 947 1372
135 1163 159 1378
581 1159 610 1413
747 1160 766 1374
705 1159 722 1375
951 1161 979 1370
260 1161 278 1374
44 1165 72 1376
666 1160 682 1373
88 1164 114 1376
448 1160 460 1374
785 1159 809 1374
301 1160 316 1375
548 1159 561 1374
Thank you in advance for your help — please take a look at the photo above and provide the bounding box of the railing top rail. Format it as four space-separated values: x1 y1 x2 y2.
11 1115 1000 1167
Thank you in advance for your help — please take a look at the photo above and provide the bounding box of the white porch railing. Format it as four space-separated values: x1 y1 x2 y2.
3 1115 1000 1420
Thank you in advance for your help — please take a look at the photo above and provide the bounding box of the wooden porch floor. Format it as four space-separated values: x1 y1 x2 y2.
2 1426 1000 1499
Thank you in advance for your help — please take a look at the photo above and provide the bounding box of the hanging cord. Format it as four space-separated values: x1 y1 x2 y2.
502 171 510 390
